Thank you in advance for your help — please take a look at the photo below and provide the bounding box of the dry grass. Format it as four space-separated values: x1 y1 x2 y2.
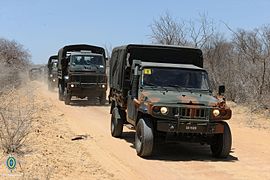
0 85 38 155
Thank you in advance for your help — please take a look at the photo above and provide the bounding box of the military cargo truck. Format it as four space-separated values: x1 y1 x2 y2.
109 44 232 158
47 55 58 91
57 44 107 105
29 67 42 81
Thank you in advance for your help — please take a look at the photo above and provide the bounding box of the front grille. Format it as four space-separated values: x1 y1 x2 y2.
71 75 106 83
180 108 205 118
174 107 207 120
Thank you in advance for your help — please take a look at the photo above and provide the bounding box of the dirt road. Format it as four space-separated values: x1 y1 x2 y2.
37 82 270 180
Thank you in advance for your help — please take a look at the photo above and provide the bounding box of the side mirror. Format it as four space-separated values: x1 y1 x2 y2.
218 85 225 95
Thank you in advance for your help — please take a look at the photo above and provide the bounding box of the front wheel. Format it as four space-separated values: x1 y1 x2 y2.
135 118 154 157
58 84 64 101
100 92 106 105
64 88 71 105
210 122 232 158
64 93 71 105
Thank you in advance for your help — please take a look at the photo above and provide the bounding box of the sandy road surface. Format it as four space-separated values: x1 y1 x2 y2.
38 82 270 180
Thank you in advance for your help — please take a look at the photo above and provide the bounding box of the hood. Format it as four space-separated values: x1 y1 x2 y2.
139 89 219 107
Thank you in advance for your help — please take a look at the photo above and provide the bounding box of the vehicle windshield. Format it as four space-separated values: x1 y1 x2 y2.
141 67 210 91
52 60 58 70
71 54 104 66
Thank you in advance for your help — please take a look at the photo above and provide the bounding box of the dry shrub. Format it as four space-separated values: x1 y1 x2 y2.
0 86 37 155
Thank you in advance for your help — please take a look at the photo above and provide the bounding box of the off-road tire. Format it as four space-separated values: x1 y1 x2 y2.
64 94 71 105
135 118 154 157
58 84 64 101
64 88 71 105
210 121 232 158
100 92 106 105
111 107 124 137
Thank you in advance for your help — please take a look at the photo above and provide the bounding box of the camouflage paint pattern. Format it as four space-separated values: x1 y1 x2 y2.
136 89 232 121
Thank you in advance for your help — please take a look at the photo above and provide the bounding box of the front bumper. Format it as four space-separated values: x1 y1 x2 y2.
48 78 58 85
156 120 224 134
67 82 107 96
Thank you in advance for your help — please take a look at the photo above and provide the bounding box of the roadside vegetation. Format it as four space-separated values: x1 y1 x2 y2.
150 13 270 112
0 38 33 155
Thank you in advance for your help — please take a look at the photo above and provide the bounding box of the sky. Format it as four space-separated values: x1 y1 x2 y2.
0 0 270 64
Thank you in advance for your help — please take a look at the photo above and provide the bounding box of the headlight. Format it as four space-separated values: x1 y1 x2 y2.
70 84 75 88
102 84 105 88
52 79 56 82
64 76 69 80
160 107 168 115
213 109 220 117
50 74 53 77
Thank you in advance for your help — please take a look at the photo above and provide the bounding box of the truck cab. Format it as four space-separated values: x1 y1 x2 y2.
47 55 58 90
57 44 107 105
109 44 232 158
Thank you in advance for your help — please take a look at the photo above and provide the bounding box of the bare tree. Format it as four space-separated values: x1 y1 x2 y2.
150 13 215 48
0 38 31 70
150 13 270 108
0 38 31 92
229 27 270 104
150 12 188 45
188 13 215 48
203 33 236 100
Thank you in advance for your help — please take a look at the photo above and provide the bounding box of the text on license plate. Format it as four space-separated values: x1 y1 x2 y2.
185 126 197 130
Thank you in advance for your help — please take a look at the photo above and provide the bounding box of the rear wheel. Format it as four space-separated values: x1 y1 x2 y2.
135 118 154 157
210 122 232 158
111 107 124 137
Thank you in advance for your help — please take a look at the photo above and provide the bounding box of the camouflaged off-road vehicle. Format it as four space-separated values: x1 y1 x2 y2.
47 55 58 91
109 44 232 158
57 44 107 105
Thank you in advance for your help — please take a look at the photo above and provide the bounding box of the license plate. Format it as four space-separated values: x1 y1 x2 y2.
185 125 197 131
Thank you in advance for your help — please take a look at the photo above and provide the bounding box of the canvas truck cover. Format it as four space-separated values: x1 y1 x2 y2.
110 44 203 91
58 44 106 70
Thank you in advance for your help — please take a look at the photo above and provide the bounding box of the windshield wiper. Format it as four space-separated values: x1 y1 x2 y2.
168 85 210 92
83 63 101 70
143 83 168 91
167 85 191 92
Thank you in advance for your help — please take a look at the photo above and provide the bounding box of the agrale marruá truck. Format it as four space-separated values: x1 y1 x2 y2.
109 44 232 158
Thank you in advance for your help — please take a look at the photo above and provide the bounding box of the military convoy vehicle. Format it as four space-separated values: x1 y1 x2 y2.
29 67 42 81
47 55 58 90
109 44 232 158
57 44 107 105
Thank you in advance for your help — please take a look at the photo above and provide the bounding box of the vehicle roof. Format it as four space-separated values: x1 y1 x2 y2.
58 44 105 59
48 55 58 64
69 52 104 56
49 55 58 60
140 62 204 70
57 44 106 69
113 44 201 51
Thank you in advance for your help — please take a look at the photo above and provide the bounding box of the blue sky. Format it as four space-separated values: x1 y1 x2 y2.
0 0 270 64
